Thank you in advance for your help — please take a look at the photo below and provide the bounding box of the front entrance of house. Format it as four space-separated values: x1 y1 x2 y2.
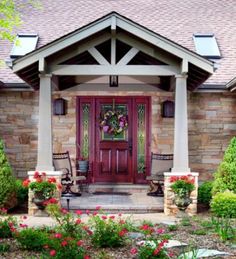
77 96 150 184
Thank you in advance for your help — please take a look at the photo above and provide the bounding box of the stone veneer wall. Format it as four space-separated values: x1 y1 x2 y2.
1 90 236 180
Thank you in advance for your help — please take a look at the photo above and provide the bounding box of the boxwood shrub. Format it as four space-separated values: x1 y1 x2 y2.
210 191 236 218
198 181 213 205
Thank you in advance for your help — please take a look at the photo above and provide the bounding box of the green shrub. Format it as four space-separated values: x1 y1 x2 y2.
89 214 132 248
14 228 49 251
210 191 236 218
198 181 213 205
0 243 10 253
15 179 28 205
0 139 17 209
212 137 236 195
0 215 18 238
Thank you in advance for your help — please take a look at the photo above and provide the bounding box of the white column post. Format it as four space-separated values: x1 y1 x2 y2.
36 74 54 171
172 74 190 172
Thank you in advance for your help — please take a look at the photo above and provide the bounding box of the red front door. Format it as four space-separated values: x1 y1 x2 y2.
77 96 150 184
95 97 132 182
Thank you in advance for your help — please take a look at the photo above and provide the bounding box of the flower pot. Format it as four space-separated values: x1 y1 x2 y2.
33 193 46 210
78 160 89 173
174 192 192 212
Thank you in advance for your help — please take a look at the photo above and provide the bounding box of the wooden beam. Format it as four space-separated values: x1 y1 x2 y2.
181 59 188 74
117 32 179 67
88 47 110 65
117 47 139 65
111 16 116 34
13 18 112 72
50 64 179 76
49 33 110 67
111 37 116 65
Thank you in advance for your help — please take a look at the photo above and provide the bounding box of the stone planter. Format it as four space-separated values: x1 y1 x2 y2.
174 192 192 212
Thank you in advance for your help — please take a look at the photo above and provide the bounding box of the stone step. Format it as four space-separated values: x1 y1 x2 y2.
88 184 149 194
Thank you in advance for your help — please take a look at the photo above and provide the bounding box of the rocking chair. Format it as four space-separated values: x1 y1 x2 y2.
146 153 173 197
53 151 86 196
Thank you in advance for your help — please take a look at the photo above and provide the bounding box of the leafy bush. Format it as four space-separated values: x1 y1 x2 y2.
210 191 236 218
0 139 17 209
15 179 28 205
88 213 132 248
198 181 213 205
0 216 18 238
212 137 236 195
14 228 49 251
42 232 88 259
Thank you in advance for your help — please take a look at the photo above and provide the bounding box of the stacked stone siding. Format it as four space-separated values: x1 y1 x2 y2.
0 90 236 180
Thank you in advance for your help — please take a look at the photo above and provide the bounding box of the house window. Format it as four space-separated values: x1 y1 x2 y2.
193 34 221 59
10 33 38 58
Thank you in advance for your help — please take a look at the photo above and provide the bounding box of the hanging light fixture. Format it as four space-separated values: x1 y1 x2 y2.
109 75 118 87
162 100 175 118
53 98 67 115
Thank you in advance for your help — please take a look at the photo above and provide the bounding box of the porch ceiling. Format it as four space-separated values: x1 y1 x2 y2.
11 12 214 91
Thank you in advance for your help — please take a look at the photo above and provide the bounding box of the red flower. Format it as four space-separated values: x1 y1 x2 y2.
140 224 149 230
50 250 56 256
95 205 101 210
118 213 122 217
77 240 83 246
93 211 98 216
22 215 27 220
48 177 56 183
57 183 62 190
156 228 165 234
42 172 46 176
43 244 49 249
84 255 90 259
169 176 178 182
76 210 82 215
118 228 128 237
130 248 138 255
75 218 81 225
36 177 43 183
60 208 68 214
153 248 161 255
54 233 62 239
119 219 125 224
33 171 40 179
61 240 68 247
109 215 115 220
19 223 28 228
101 215 107 220
86 209 90 215
22 179 30 187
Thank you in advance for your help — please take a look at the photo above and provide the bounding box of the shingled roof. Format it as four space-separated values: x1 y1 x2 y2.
1 0 236 90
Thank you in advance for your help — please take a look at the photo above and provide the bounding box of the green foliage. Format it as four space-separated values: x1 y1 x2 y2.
167 224 178 231
0 243 10 253
180 217 192 226
15 179 28 205
0 215 18 238
212 137 236 195
137 240 169 259
88 214 132 248
0 139 16 209
211 191 236 218
210 217 235 242
198 181 213 205
0 0 41 42
29 181 56 200
190 228 207 235
42 233 87 259
14 228 49 251
46 204 87 239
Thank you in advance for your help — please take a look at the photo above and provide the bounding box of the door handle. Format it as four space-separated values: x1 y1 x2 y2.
128 140 132 156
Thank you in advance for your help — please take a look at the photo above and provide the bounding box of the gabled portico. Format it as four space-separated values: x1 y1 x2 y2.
10 12 214 215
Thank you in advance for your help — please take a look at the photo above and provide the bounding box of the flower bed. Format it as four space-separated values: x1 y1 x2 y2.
0 206 235 258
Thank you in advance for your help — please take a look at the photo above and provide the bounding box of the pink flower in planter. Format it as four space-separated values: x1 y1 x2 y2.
95 205 101 210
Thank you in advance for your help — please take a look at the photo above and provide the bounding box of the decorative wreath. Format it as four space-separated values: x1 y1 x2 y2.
100 110 128 136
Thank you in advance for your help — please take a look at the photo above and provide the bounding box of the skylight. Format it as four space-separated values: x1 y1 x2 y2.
10 33 38 58
193 34 221 58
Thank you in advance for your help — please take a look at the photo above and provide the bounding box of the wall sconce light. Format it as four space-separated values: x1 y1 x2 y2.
109 75 118 87
53 98 67 115
162 100 175 118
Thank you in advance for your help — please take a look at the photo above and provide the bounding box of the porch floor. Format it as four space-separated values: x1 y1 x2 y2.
61 184 164 213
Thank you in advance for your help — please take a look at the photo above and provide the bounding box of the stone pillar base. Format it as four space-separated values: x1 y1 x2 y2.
164 172 198 216
27 171 62 216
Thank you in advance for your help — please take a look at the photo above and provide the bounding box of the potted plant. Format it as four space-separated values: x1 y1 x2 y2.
23 172 58 209
77 144 89 173
169 175 195 212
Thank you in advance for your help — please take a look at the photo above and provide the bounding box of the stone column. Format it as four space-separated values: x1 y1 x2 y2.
36 74 54 171
172 74 190 172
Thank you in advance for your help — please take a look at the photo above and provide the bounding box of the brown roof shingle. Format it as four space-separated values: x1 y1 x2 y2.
1 0 236 87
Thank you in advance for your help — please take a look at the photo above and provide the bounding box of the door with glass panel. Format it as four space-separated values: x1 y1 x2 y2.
77 96 150 183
